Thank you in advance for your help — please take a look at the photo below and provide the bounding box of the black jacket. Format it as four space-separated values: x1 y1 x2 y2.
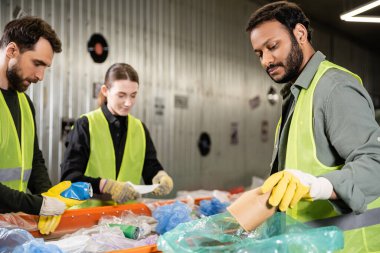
60 105 163 194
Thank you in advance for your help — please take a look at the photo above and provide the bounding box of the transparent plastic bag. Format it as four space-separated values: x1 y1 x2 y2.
157 212 344 253
98 210 156 238
48 222 158 252
0 213 38 231
12 240 63 253
0 228 62 253
45 235 90 253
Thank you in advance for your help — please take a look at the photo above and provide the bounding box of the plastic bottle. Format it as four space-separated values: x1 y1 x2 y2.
60 182 93 200
108 224 140 240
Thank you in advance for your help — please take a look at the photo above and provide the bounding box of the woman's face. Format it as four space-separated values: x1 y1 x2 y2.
103 79 139 116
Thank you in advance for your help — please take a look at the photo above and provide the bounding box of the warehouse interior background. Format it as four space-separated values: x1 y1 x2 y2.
1 0 379 197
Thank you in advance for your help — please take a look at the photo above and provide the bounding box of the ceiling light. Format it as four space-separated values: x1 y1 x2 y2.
340 0 380 23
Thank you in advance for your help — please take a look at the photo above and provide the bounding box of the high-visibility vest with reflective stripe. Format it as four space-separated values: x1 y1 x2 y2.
284 60 380 252
0 91 34 192
84 108 146 184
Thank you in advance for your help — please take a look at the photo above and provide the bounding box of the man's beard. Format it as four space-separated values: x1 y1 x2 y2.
6 65 27 92
267 34 304 84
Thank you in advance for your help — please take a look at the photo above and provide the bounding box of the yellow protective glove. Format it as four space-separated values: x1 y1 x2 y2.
261 169 333 212
38 215 62 235
101 179 140 203
38 181 86 235
41 181 86 207
152 170 174 196
261 170 310 212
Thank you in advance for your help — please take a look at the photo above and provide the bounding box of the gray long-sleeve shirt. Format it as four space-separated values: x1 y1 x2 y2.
273 51 380 213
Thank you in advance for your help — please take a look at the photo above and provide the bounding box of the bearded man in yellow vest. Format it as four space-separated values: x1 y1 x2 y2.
61 63 174 207
0 17 82 234
242 1 380 252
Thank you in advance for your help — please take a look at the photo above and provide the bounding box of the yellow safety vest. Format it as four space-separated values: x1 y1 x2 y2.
0 91 34 192
283 60 380 252
81 108 146 207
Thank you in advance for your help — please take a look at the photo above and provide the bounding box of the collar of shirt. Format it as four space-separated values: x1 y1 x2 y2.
294 51 326 90
284 51 326 100
101 104 127 128
0 87 17 96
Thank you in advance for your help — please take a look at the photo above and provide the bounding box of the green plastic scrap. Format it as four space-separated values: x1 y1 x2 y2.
157 212 344 253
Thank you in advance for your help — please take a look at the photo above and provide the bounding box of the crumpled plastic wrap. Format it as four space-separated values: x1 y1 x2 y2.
198 198 229 217
46 211 158 253
157 212 344 253
0 213 37 231
0 227 62 253
153 201 192 235
98 210 156 238
46 225 158 253
176 190 231 203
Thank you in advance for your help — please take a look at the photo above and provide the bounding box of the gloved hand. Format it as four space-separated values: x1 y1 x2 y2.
261 169 333 212
38 181 86 235
152 170 174 196
39 196 66 216
101 179 140 203
38 216 62 235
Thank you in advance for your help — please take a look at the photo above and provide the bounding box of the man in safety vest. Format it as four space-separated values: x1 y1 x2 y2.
0 16 76 234
246 1 380 251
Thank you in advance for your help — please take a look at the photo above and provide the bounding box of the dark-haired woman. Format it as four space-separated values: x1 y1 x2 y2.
61 63 173 207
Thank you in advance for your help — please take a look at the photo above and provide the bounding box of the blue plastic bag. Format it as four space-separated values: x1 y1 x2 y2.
60 182 93 200
199 198 229 216
153 201 192 235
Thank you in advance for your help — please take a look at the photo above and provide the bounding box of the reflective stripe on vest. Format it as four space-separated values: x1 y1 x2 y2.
0 167 32 182
84 108 146 184
306 207 380 231
0 91 34 192
285 60 380 252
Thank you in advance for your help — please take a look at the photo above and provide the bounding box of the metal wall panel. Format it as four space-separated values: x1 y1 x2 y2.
1 0 379 194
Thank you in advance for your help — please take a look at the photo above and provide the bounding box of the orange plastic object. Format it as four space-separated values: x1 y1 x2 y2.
109 245 160 253
32 203 151 239
228 186 245 195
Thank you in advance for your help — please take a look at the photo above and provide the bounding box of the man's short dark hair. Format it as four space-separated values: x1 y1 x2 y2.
0 16 62 53
246 1 312 42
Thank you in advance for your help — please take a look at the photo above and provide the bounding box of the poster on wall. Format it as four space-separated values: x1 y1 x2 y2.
154 97 165 125
261 120 269 142
249 95 261 110
230 122 239 145
174 95 189 109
